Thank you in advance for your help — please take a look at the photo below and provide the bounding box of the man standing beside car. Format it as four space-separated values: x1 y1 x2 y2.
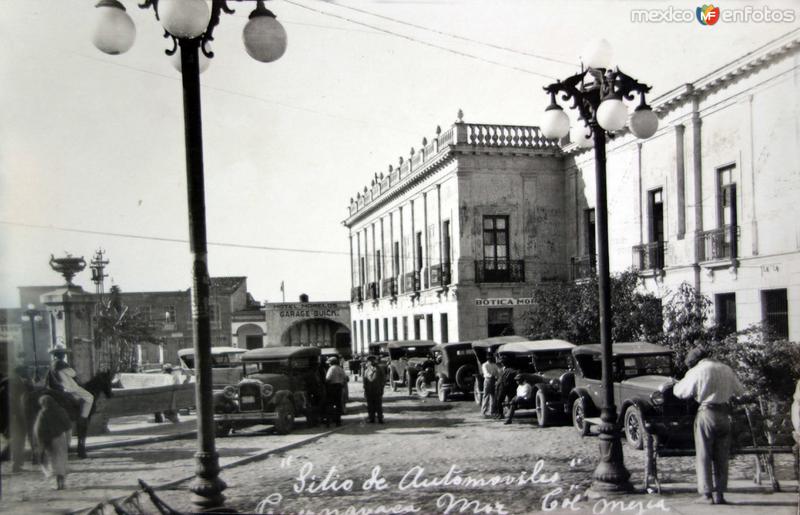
363 355 385 424
673 347 744 505
481 354 500 418
325 357 347 427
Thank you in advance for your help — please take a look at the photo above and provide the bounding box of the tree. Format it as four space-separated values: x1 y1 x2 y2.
94 285 157 373
522 270 662 345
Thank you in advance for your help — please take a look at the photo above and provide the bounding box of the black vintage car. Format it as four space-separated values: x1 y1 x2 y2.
213 346 324 436
570 342 697 449
429 342 477 402
386 340 437 394
495 339 576 427
471 335 530 406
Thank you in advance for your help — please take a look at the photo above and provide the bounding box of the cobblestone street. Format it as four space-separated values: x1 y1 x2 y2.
4 381 795 514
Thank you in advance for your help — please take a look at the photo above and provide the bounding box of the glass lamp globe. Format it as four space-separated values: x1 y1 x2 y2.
541 106 570 140
570 124 594 149
92 0 136 55
581 38 613 69
596 97 628 131
159 0 211 39
171 44 211 74
629 106 659 139
243 13 287 63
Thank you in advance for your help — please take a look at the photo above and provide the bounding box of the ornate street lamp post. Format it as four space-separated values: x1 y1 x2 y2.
91 0 287 509
540 39 658 494
21 304 44 382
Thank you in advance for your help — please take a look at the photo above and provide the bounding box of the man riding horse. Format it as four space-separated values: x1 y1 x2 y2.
45 342 94 459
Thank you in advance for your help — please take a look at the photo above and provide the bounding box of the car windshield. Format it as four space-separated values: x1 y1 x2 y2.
244 359 290 376
619 354 673 378
532 350 572 371
211 353 242 367
369 347 389 358
393 347 430 359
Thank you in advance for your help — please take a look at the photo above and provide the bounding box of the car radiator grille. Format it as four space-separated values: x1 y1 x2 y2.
238 383 263 412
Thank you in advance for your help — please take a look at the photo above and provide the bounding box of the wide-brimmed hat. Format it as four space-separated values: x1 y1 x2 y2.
366 355 377 362
515 374 525 381
49 342 67 355
162 363 174 371
327 357 339 365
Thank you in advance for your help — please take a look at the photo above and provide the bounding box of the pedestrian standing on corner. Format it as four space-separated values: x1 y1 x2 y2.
325 357 347 427
363 355 385 424
34 395 72 490
495 356 518 420
673 347 744 505
481 354 500 418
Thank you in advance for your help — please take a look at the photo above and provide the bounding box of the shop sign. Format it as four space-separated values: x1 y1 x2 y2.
474 298 534 306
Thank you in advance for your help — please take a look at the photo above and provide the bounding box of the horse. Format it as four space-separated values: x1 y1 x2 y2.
23 370 114 461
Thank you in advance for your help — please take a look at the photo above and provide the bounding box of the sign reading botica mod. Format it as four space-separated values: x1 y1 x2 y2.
474 298 534 306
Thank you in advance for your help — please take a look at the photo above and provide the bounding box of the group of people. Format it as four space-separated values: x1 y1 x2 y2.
479 353 532 424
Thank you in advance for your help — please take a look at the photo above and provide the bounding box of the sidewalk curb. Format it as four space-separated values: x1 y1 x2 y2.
85 429 197 451
71 428 339 515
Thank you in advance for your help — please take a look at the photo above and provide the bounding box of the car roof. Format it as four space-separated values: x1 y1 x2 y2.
320 348 341 356
241 346 321 361
177 346 246 357
572 342 672 357
387 340 436 349
432 342 474 352
471 335 529 349
368 341 390 348
497 339 575 354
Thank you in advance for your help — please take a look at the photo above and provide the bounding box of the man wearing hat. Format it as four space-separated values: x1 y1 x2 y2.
674 347 744 505
46 342 94 458
504 374 533 425
324 356 347 427
362 355 385 424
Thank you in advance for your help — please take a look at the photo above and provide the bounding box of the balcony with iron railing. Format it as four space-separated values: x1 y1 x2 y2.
474 259 525 283
696 225 738 265
350 286 363 303
430 262 452 288
570 255 596 281
632 241 666 274
381 277 397 298
403 270 421 294
365 282 379 301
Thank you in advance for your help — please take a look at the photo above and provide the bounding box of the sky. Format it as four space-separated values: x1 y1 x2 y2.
1 0 798 308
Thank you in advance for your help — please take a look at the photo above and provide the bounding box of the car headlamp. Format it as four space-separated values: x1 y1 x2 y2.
650 391 664 406
223 385 236 400
261 383 274 398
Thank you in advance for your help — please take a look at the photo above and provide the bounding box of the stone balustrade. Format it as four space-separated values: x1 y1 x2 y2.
347 114 558 217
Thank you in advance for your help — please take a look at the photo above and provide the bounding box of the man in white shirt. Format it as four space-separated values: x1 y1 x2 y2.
481 354 500 417
504 374 533 425
673 347 744 505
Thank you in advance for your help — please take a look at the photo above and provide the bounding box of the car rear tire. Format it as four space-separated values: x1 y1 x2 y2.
535 390 550 428
275 399 295 435
572 397 589 436
624 406 645 450
455 365 476 392
215 423 231 438
474 379 482 406
415 375 431 399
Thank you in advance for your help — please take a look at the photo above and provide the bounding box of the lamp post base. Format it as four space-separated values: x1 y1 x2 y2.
588 419 633 496
189 451 230 512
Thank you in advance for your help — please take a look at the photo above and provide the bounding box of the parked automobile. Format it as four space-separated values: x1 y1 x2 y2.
429 342 477 402
320 347 349 412
495 339 576 427
386 340 437 394
471 335 530 406
569 342 697 449
177 346 246 391
213 346 324 436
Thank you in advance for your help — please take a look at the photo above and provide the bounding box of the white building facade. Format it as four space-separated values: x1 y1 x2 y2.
345 30 800 352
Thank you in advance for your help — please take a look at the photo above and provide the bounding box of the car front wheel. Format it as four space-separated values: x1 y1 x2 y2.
535 390 550 428
415 375 432 399
275 399 295 435
572 397 589 436
624 406 645 450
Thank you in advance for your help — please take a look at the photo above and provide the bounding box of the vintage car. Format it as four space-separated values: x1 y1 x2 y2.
177 346 246 391
320 347 350 412
427 342 477 402
366 341 391 383
386 340 437 394
495 339 576 427
471 335 530 406
569 342 697 449
213 346 324 436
